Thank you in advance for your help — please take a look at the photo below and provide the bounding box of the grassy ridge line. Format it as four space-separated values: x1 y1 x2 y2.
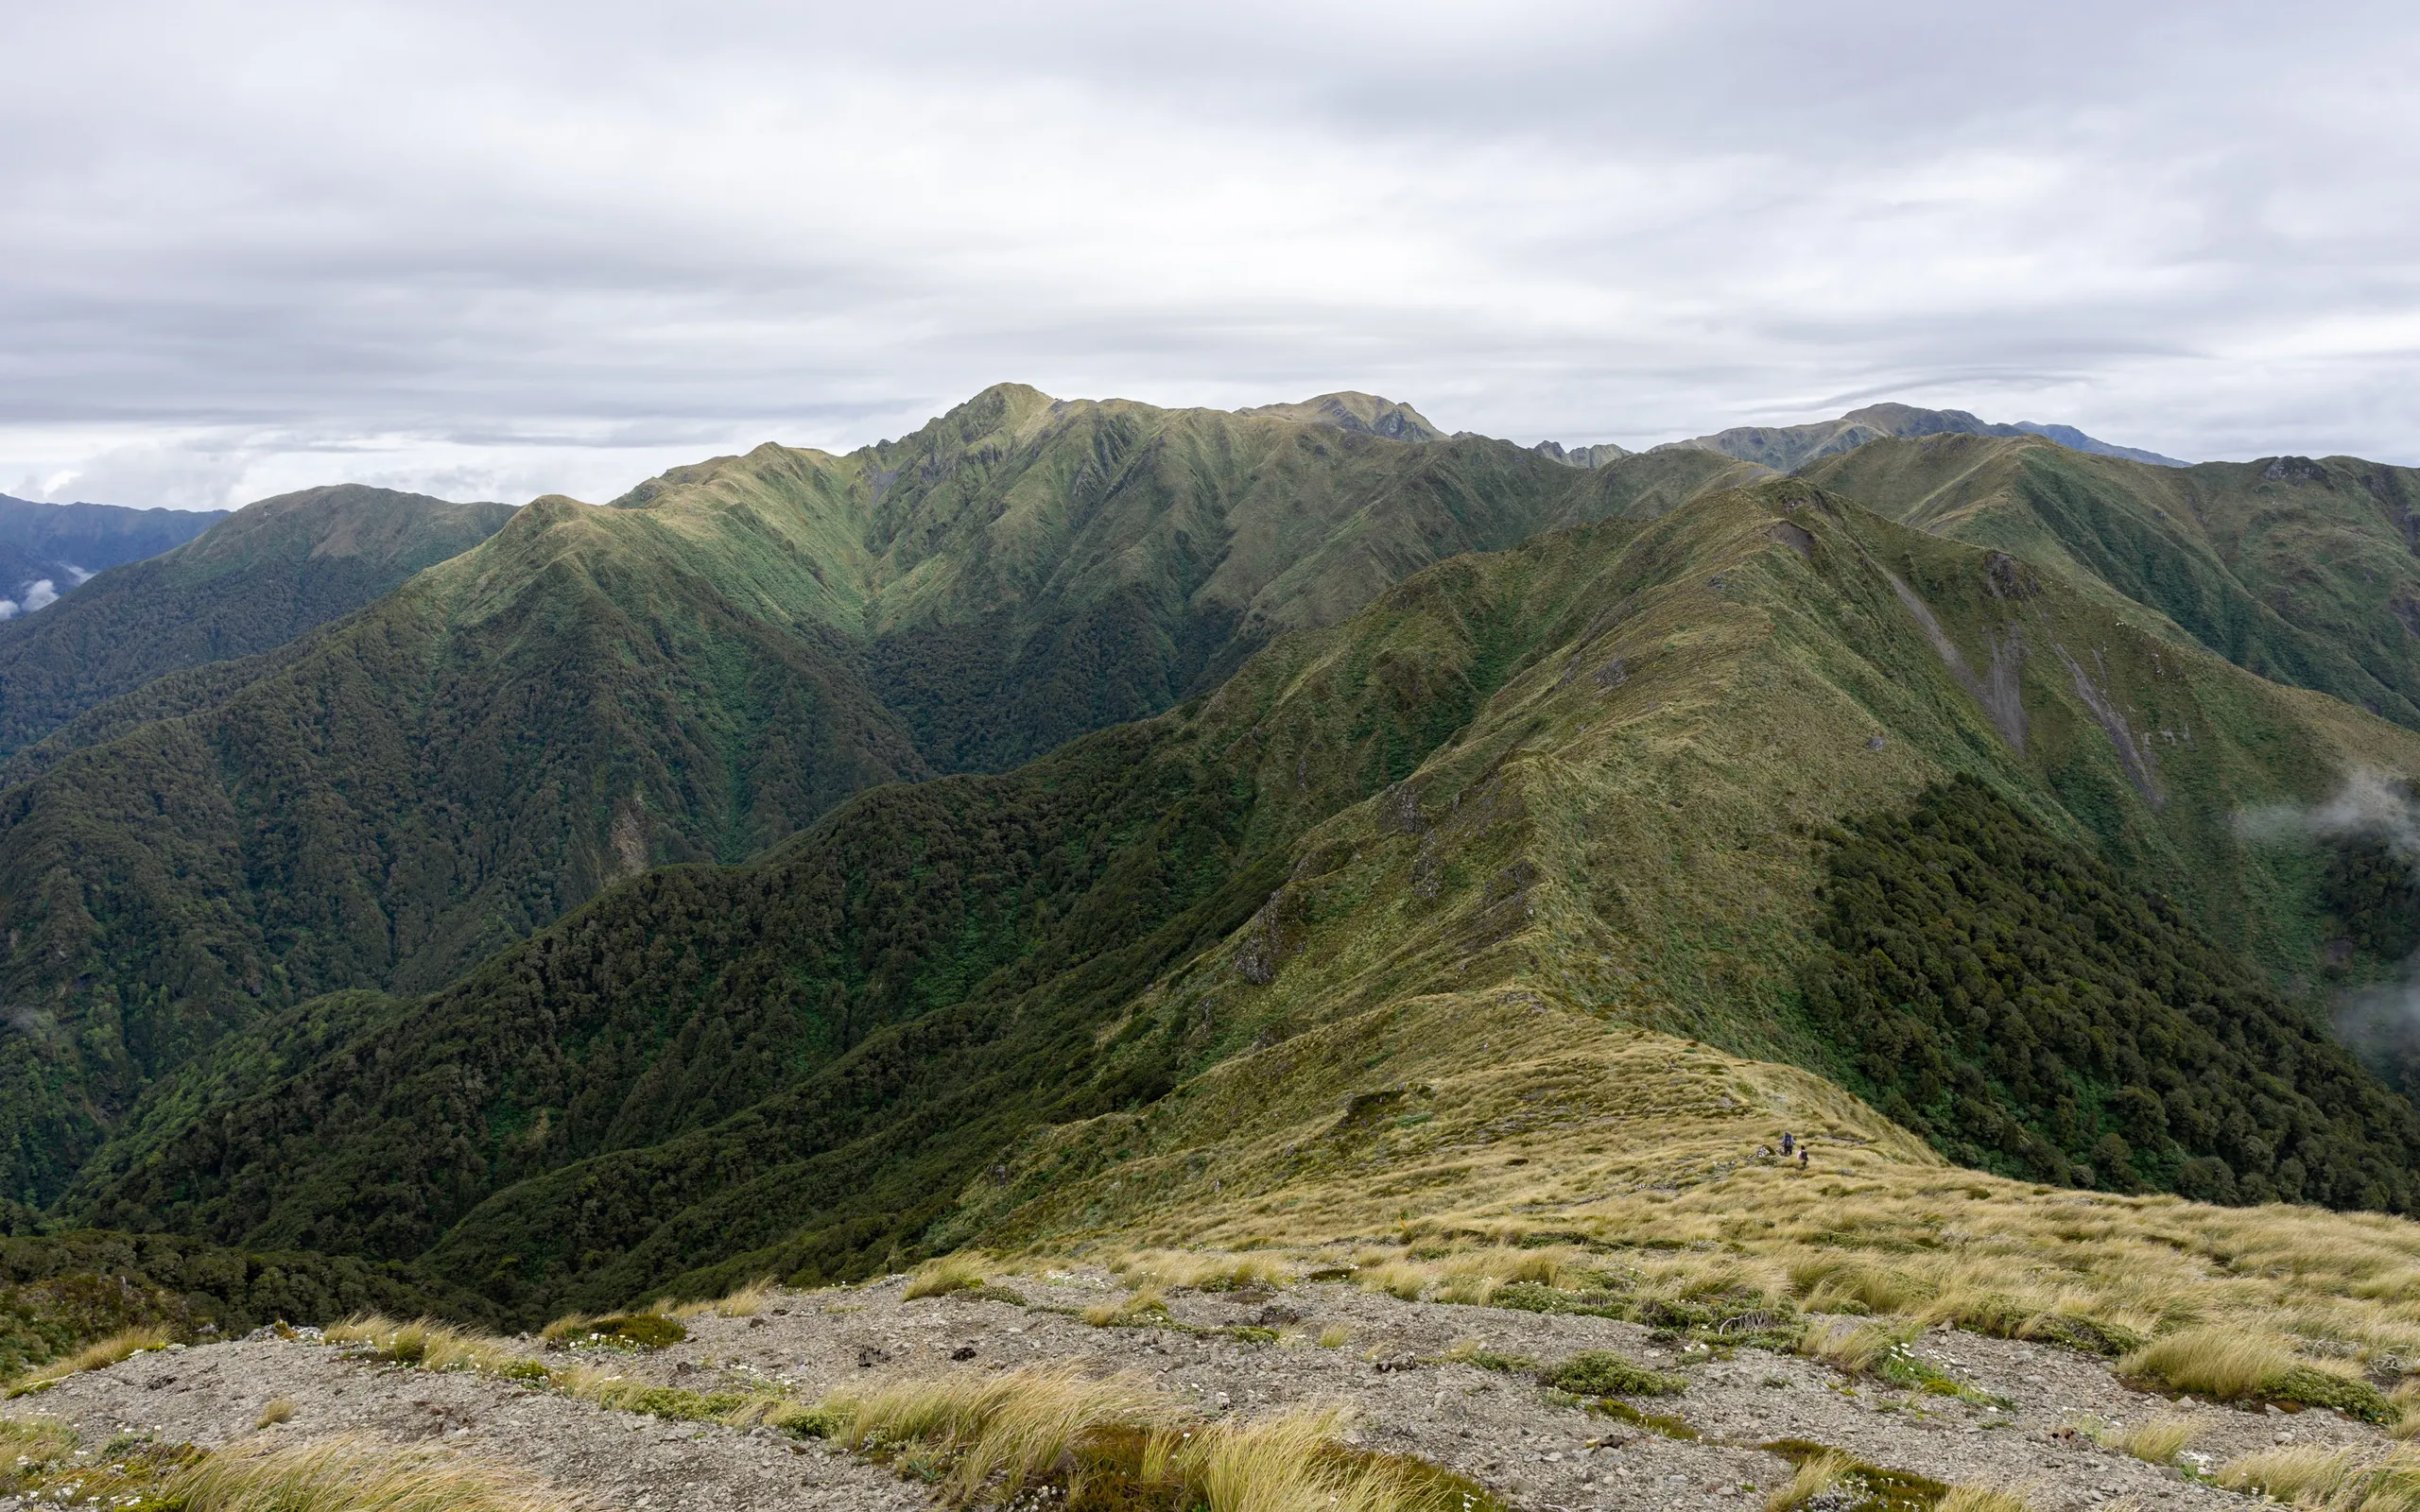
0 387 1722 1212
63 513 1604 1312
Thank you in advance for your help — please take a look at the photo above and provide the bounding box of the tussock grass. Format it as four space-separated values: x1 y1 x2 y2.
1082 1285 1169 1328
820 1366 1490 1512
1937 1487 2038 1512
1763 1449 1852 1512
0 1415 199 1503
671 1278 777 1318
1066 1009 2420 1375
254 1397 297 1429
1318 1325 1349 1349
5 1326 170 1395
2097 1411 2203 1465
2215 1445 2420 1512
167 1431 590 1511
2120 1326 2295 1400
1189 1406 1401 1512
1789 1257 1928 1316
2217 1444 2366 1500
327 1315 524 1374
907 1260 989 1301
1796 1317 1894 1374
2118 1327 2394 1419
824 1364 1179 1500
1112 1250 1294 1294
1357 1263 1428 1302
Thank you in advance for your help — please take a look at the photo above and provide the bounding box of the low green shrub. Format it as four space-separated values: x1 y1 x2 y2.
585 1314 687 1349
1539 1350 1685 1398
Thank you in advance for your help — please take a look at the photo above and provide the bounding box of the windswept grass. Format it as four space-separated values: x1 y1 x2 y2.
2120 1328 2395 1422
1111 1250 1295 1294
168 1432 591 1511
326 1316 529 1375
826 1364 1178 1501
1763 1449 1852 1512
0 1415 200 1504
4 1327 170 1396
907 1261 989 1301
2096 1411 2204 1466
2213 1444 2420 1512
670 1279 776 1318
1937 1487 2038 1512
254 1397 297 1429
2218 1444 2363 1502
1082 1285 1169 1328
823 1368 1494 1512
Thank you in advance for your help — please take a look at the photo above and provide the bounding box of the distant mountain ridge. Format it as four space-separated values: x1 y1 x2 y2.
1657 401 2188 471
0 484 514 760
1234 391 1443 441
0 494 227 617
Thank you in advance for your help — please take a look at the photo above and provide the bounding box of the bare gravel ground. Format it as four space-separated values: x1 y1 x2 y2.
3 1269 2394 1510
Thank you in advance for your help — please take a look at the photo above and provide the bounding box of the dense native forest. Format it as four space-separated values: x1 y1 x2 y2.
1801 775 2420 1209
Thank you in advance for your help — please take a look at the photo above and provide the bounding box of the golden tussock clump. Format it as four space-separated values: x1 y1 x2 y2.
4 1327 171 1397
167 1432 592 1512
1763 1449 1853 1512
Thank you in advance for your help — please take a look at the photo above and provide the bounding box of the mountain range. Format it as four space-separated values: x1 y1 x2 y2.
0 386 2412 1352
1658 401 2190 471
0 494 226 620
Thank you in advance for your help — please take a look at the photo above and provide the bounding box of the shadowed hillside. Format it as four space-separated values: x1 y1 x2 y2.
1804 435 2420 730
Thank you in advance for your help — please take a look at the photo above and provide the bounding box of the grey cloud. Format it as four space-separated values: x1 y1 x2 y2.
3 0 2418 507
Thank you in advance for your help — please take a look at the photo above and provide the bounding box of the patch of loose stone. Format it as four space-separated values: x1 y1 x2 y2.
4 1269 2396 1512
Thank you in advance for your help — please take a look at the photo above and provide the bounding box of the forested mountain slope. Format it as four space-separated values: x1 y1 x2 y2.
68 480 2420 1320
0 494 225 593
1804 435 2420 730
0 386 1757 1206
0 485 513 758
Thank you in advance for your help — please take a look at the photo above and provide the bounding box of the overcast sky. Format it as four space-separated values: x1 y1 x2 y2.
5 1 2416 508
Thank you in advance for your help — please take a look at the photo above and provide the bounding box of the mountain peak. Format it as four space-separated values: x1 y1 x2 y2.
1236 391 1443 442
1656 404 2187 471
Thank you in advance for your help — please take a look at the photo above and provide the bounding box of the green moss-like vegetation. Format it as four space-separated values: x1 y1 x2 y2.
582 1314 687 1349
1801 775 2420 1210
1538 1349 1685 1398
2271 1366 2397 1424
